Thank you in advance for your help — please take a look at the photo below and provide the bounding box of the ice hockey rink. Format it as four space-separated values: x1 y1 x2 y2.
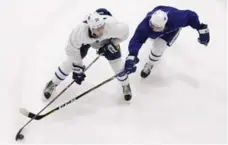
0 0 226 144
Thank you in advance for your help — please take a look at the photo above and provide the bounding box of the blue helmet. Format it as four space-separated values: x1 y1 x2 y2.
96 8 112 16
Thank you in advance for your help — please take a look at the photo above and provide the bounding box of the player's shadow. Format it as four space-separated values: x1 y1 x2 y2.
140 69 200 89
133 60 200 89
146 73 199 88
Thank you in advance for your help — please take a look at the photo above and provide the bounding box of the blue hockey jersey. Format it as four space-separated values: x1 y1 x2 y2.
129 5 201 56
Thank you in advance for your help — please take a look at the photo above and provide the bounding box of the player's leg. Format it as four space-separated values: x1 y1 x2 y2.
102 44 132 101
43 45 90 100
140 38 167 78
109 57 132 101
141 29 181 78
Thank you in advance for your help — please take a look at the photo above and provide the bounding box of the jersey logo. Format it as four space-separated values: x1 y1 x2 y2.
95 18 99 22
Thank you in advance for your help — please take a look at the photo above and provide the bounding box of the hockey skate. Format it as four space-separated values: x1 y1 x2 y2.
43 81 57 100
122 84 132 101
140 63 154 78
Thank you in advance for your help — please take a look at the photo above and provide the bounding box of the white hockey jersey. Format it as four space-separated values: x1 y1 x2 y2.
65 15 129 66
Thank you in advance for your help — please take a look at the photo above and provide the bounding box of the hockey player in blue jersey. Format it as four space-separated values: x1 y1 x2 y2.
124 5 210 78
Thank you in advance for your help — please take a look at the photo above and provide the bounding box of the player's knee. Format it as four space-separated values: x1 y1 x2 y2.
152 38 167 55
62 59 75 72
108 56 129 85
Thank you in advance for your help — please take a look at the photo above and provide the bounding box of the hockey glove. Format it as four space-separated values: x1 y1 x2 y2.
72 64 86 85
197 23 210 46
124 55 139 74
97 39 120 56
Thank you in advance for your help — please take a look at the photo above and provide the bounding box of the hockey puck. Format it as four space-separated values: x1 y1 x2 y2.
17 134 24 140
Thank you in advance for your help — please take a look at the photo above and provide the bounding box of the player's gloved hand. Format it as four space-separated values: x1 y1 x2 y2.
97 46 105 56
197 23 210 46
124 55 139 74
72 63 86 85
97 39 120 56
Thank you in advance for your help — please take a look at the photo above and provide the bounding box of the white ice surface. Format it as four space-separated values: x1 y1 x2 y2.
0 0 226 144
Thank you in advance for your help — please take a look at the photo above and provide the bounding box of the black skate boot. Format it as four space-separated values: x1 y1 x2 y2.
122 84 132 101
43 81 57 100
140 63 154 78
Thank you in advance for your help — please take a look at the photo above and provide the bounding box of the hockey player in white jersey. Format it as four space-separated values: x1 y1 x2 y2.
43 8 132 101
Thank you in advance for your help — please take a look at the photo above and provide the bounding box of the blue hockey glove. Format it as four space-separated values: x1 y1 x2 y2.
197 23 210 46
72 64 86 85
124 55 139 74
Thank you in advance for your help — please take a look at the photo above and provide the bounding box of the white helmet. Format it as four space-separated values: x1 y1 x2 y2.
87 12 105 29
150 10 168 28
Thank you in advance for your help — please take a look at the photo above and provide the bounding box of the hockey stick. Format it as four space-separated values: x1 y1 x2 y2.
20 73 118 120
15 55 100 141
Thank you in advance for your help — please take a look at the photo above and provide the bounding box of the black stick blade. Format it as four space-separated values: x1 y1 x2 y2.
20 108 43 120
15 128 24 141
28 112 43 120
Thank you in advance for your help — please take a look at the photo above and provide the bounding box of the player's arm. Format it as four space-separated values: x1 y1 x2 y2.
176 10 210 46
124 20 148 74
65 27 83 66
65 26 87 85
176 10 201 29
128 20 148 57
